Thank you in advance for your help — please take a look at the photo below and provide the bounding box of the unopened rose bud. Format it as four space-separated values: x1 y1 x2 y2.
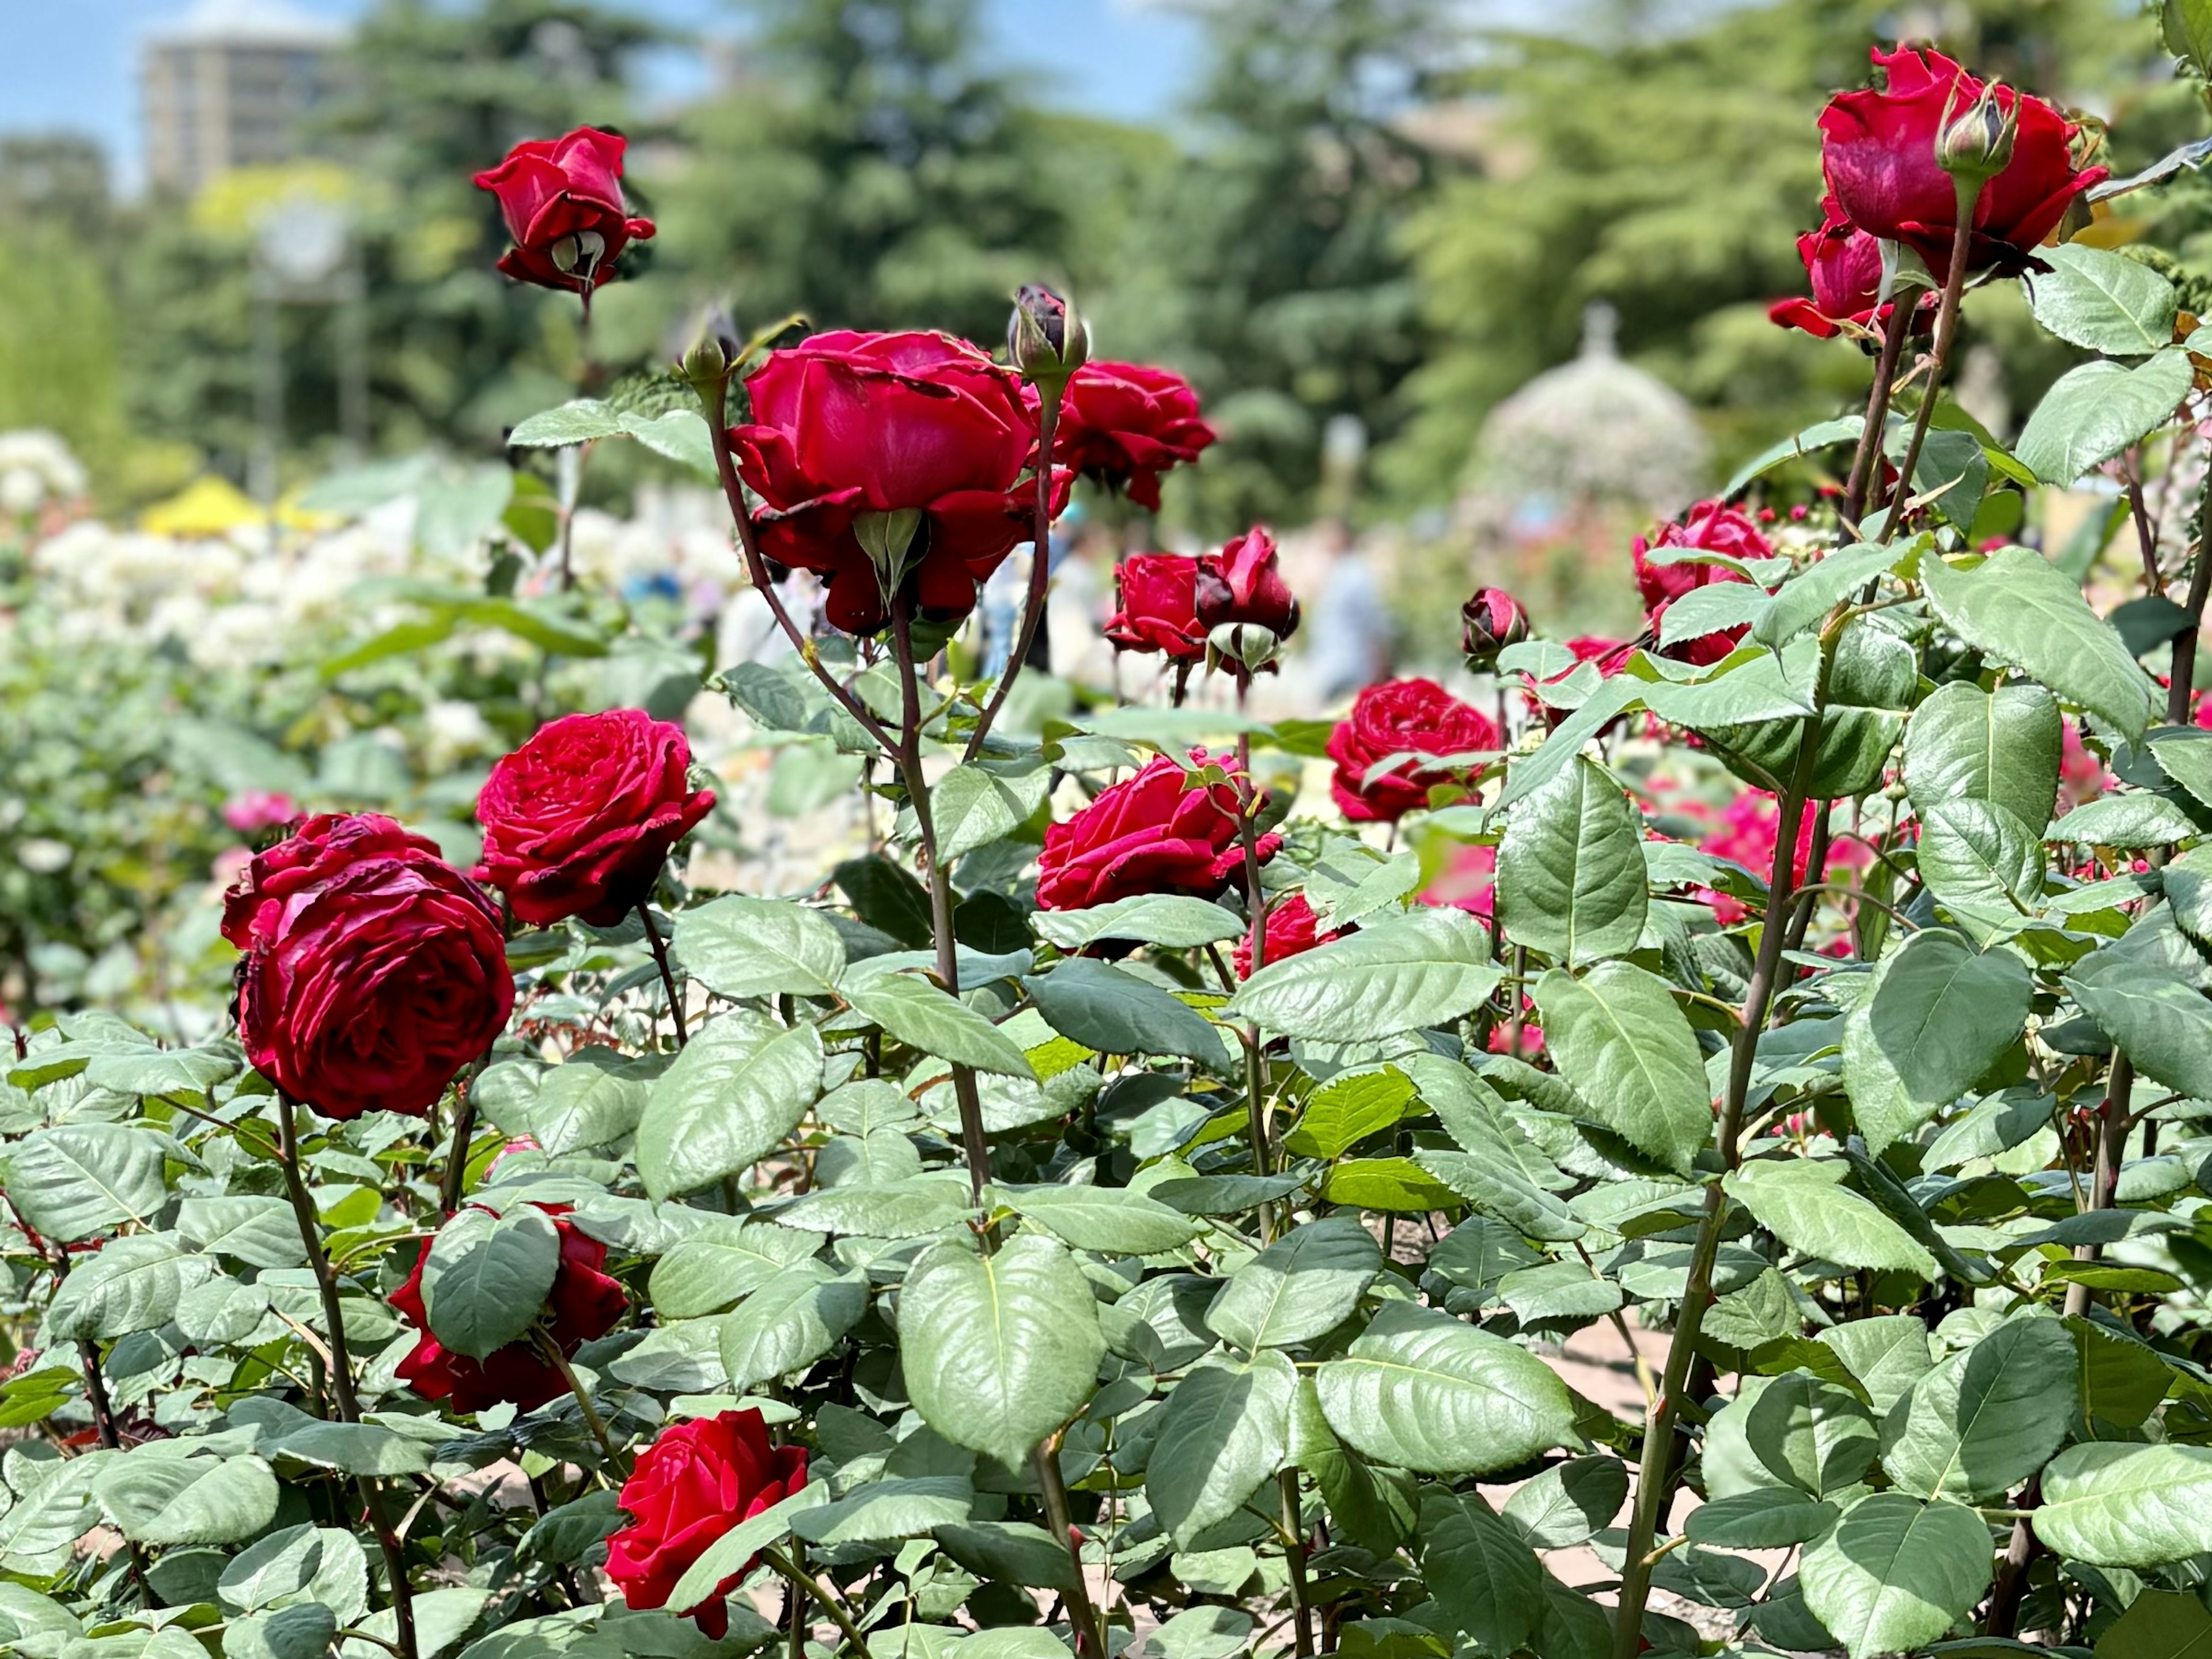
676 305 742 392
1209 620 1282 675
1936 81 2018 185
1460 586 1530 672
1007 283 1088 386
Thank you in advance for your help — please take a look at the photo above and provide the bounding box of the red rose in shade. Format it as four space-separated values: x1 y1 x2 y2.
392 1205 627 1415
1105 554 1208 659
729 331 1060 635
472 127 655 295
1633 501 1770 666
608 1410 810 1638
476 709 715 927
1769 202 1892 338
1328 677 1498 823
1036 750 1279 911
224 814 512 1120
1194 526 1300 639
1232 893 1336 978
1819 45 2107 280
1055 361 1216 510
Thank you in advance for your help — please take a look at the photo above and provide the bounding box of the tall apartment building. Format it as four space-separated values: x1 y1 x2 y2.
141 0 347 198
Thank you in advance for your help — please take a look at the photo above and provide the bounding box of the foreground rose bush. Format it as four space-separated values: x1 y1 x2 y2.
222 813 512 1119
1328 677 1497 822
473 126 656 294
1037 750 1278 910
1055 361 1216 509
476 708 715 927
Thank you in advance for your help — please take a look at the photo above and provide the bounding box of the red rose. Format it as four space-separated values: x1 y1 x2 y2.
472 127 655 296
730 331 1059 635
1105 554 1208 659
1523 637 1635 726
1819 46 2107 280
1194 526 1300 640
1055 362 1216 510
224 814 512 1120
1328 677 1498 823
1232 893 1336 979
1419 841 1495 923
1633 501 1770 666
1036 750 1279 911
608 1410 809 1638
476 710 715 928
1460 586 1530 671
391 1205 627 1415
1768 200 1891 338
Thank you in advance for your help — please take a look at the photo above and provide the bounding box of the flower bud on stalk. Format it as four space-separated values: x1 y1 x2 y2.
1936 79 2019 188
1007 283 1088 388
676 305 741 395
1460 586 1530 672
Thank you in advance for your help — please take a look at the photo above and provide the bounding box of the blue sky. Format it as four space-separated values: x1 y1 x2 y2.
1 0 1203 195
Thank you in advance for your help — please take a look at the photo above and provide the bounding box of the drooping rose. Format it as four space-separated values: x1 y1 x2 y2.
1460 587 1529 671
1036 750 1279 911
1768 202 1891 338
729 331 1058 635
608 1410 810 1638
1328 678 1498 823
1194 526 1300 640
472 127 656 296
1055 362 1216 510
391 1204 626 1415
223 814 512 1120
1819 46 2108 280
1232 892 1335 979
1105 554 1208 659
476 709 715 927
1634 501 1770 666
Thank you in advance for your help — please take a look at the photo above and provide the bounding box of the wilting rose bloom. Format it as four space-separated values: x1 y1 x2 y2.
1036 751 1278 911
222 814 512 1119
391 1205 626 1415
1819 45 2107 279
1233 893 1336 978
1055 362 1216 510
1769 202 1891 338
472 127 656 294
1328 678 1498 823
476 710 715 927
1194 526 1300 639
223 791 298 835
1105 554 1208 659
608 1410 810 1638
730 331 1056 635
1634 501 1771 666
1460 587 1530 671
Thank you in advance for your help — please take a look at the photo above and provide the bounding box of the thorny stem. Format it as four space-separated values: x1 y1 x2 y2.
966 382 1063 762
537 1331 626 1476
438 1051 495 1215
762 1544 876 1659
1034 1434 1107 1659
2127 456 2163 595
1843 298 1916 529
2166 475 2212 726
1234 718 1276 1240
637 903 690 1047
1883 191 1983 540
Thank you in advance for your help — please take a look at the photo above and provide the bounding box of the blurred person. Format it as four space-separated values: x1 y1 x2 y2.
1302 517 1392 704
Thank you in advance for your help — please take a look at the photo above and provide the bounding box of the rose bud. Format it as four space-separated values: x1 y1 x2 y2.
1328 678 1498 824
1007 283 1088 387
1104 554 1208 660
1036 750 1279 911
1195 527 1300 639
676 304 742 393
472 126 655 297
1936 79 2020 185
1460 586 1530 672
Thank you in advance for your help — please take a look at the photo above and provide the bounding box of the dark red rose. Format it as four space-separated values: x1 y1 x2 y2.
1233 893 1336 979
1036 750 1279 911
729 330 1062 635
1328 678 1498 823
1633 501 1770 666
608 1410 809 1638
1819 46 2107 281
225 815 512 1120
472 127 655 296
1055 362 1217 510
1460 586 1530 671
1768 201 1890 338
1194 526 1300 640
476 710 715 928
1105 554 1208 659
391 1204 627 1415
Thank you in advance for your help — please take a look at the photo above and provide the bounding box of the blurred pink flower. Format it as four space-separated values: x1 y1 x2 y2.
223 791 298 834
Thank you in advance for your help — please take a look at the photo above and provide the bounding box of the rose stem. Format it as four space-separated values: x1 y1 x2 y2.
964 378 1063 763
1842 297 1916 530
1279 1468 1315 1658
1233 699 1277 1243
272 1096 421 1659
39 1241 152 1596
438 1050 496 1215
553 440 594 596
637 902 689 1048
536 1331 627 1476
1884 180 1987 536
1033 1429 1108 1659
762 1545 875 1659
1610 622 1842 1659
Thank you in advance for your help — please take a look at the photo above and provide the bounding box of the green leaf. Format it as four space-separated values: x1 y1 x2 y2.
618 408 718 478
933 763 1051 862
1023 960 1225 1067
788 1476 975 1546
1723 415 1865 498
525 1058 648 1157
1499 677 1646 808
1753 541 1908 649
1533 963 1712 1175
1743 1370 1877 1497
899 1234 1104 1469
1799 1493 1993 1659
844 972 1037 1079
666 1483 829 1612
1723 1159 1937 1278
649 1219 821 1319
2015 350 2196 488
229 1604 339 1659
2027 244 2180 355
717 1260 866 1390
1146 1351 1298 1546
777 1175 975 1239
2150 728 2212 815
1313 1302 1577 1475
934 1520 1081 1591
635 1017 824 1199
1283 1066 1416 1160
2036 1442 2212 1566
1418 1487 1544 1657
834 855 936 948
95 1453 279 1546
1287 1377 1417 1556
1226 907 1499 1039
1498 1455 1628 1549
1879 1316 2077 1503
2 1123 169 1243
2064 948 2212 1102
1205 1215 1382 1353
1686 1488 1839 1550
1030 895 1246 952
45 1234 195 1341
1845 929 2032 1156
1496 757 1649 965
176 1195 306 1269
421 1206 560 1361
997 1184 1205 1255
1921 546 2158 740
507 399 627 446
1321 1157 1463 1212
1918 798 2043 922
675 896 847 999
1903 681 2062 833
1415 1150 1585 1243
2049 792 2201 847
2094 1589 2212 1659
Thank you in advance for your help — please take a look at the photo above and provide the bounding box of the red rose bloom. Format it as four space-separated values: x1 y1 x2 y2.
1328 677 1498 823
1633 501 1770 666
392 1205 627 1415
1819 45 2107 280
224 814 512 1120
1460 586 1529 671
1232 893 1336 979
1055 361 1216 510
1105 554 1208 659
1769 202 1891 338
1194 526 1300 640
476 710 715 928
1036 750 1279 911
608 1410 810 1638
729 330 1058 635
472 127 655 296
